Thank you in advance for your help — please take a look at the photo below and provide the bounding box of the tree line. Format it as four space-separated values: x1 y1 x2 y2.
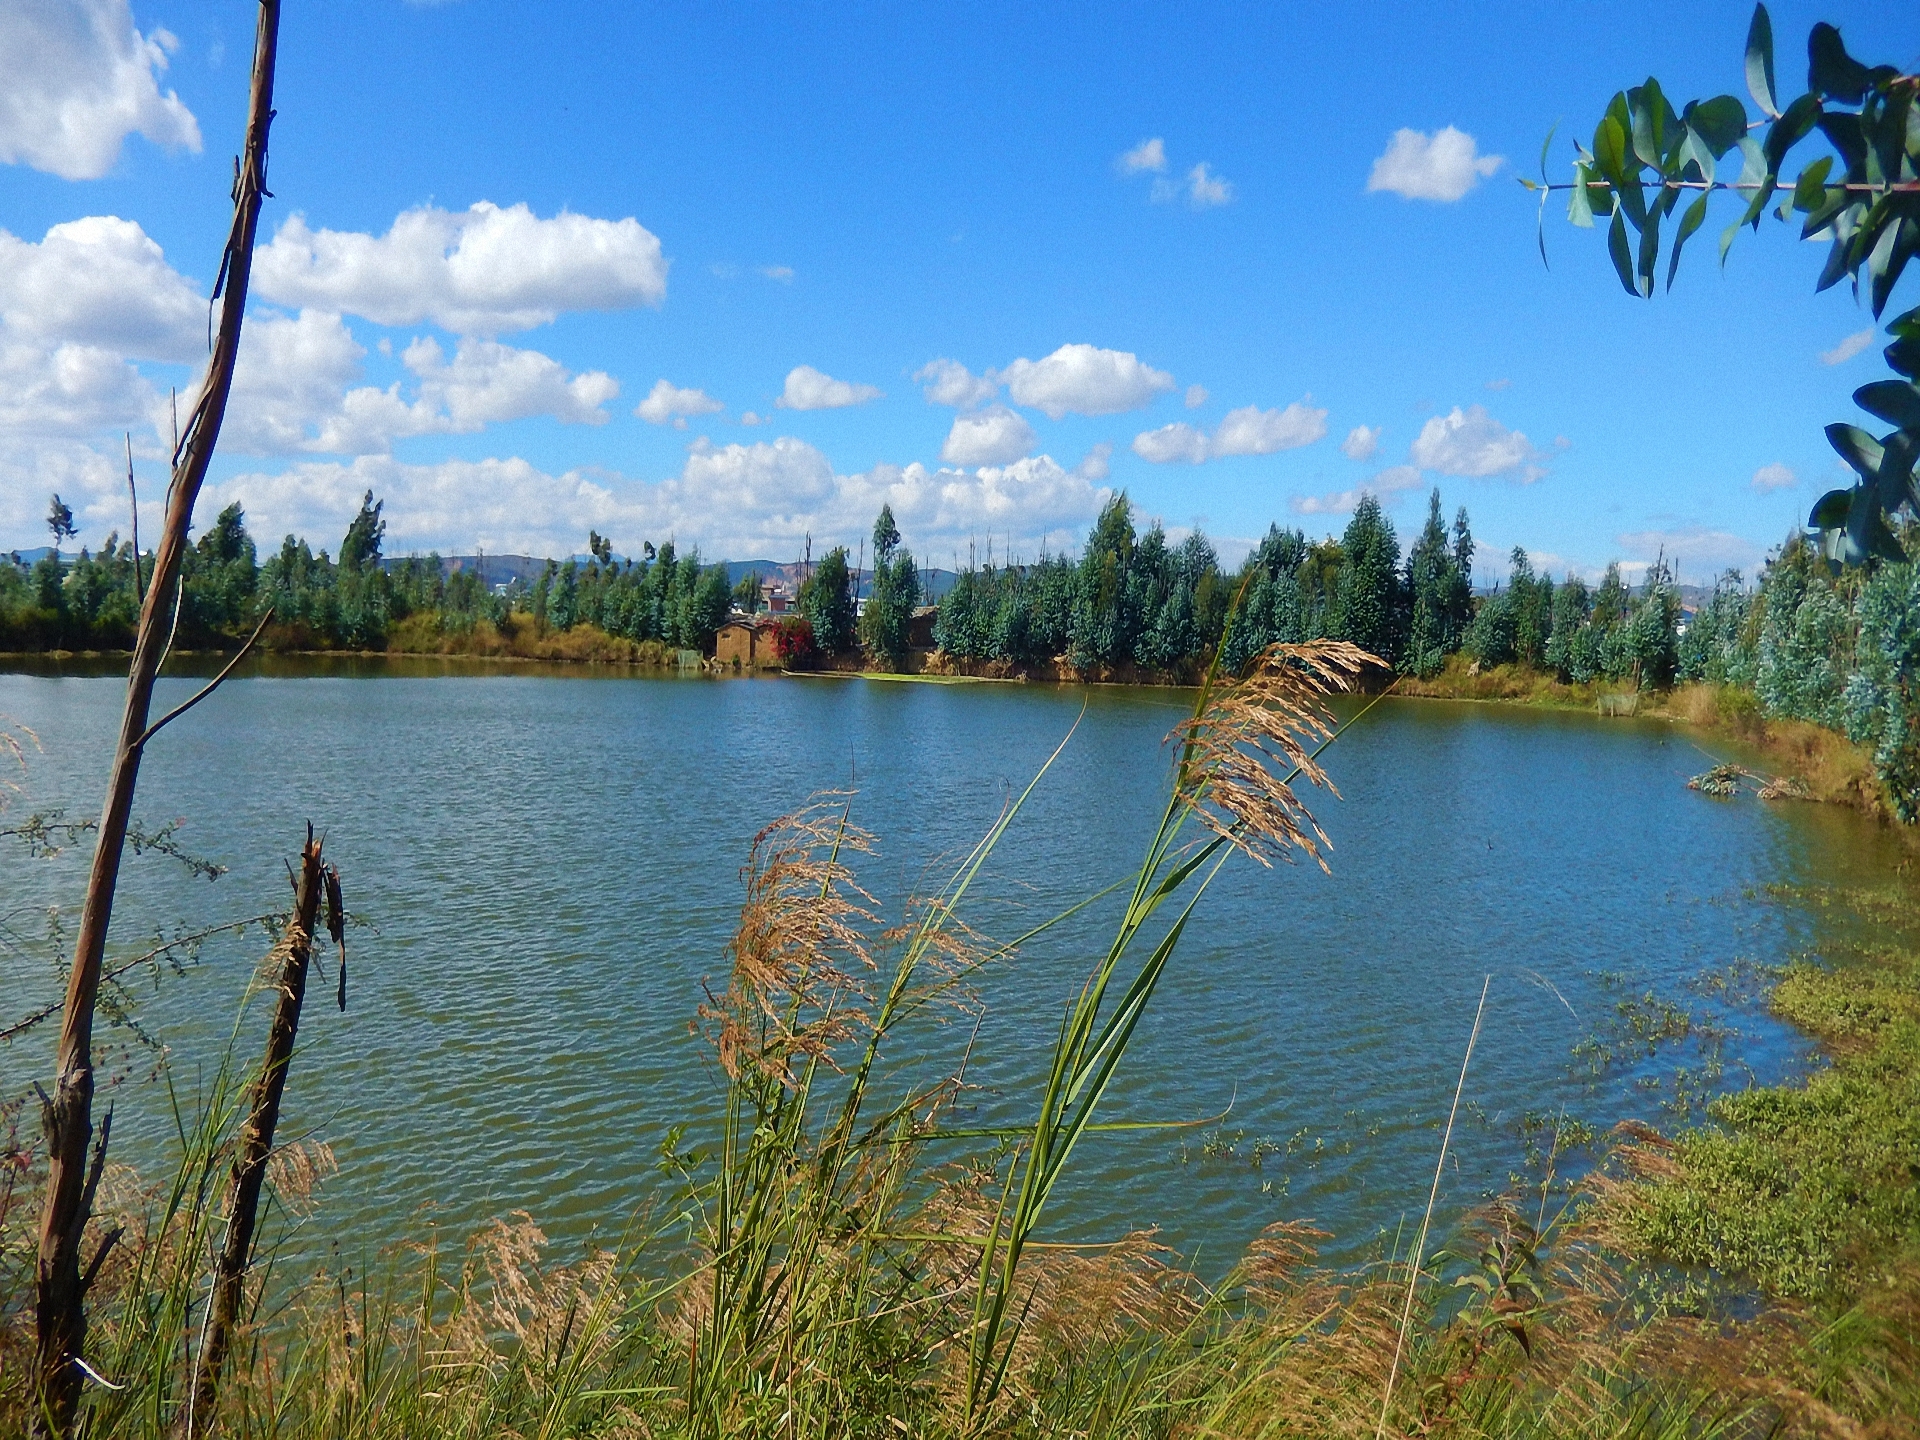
9 483 1920 816
1 492 735 655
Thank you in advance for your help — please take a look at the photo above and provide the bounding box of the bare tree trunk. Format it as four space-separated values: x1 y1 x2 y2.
34 5 282 1431
182 831 327 1436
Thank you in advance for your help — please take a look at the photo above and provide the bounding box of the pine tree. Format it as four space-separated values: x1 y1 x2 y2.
1332 494 1401 664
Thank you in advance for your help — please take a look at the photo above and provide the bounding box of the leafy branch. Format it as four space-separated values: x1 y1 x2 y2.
1535 4 1919 568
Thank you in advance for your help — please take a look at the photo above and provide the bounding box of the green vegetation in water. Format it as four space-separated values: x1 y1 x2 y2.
1611 882 1920 1303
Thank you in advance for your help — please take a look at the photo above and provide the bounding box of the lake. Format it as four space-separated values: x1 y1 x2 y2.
2 661 1905 1272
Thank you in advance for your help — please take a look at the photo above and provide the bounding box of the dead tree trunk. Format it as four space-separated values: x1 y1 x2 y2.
34 4 282 1431
182 830 329 1436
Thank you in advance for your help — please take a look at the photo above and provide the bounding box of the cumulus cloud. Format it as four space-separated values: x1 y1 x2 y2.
1292 464 1425 516
636 378 724 426
916 357 998 409
777 364 883 410
0 0 201 179
205 438 1110 562
1341 425 1381 462
1184 384 1208 409
1117 137 1167 174
1409 405 1543 480
1367 126 1503 202
996 343 1174 419
255 202 669 334
940 404 1037 465
0 215 206 465
223 311 619 455
1131 422 1208 465
1820 327 1876 365
1132 401 1328 464
1751 461 1798 492
1074 442 1113 482
0 216 203 361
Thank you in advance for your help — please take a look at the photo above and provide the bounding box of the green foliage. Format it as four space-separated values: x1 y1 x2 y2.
859 506 921 667
45 493 76 550
1330 494 1401 661
1548 5 1920 568
799 546 856 654
0 504 737 655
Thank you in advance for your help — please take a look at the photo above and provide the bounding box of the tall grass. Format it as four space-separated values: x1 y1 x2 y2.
4 642 1917 1437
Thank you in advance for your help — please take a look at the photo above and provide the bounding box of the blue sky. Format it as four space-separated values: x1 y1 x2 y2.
0 0 1910 582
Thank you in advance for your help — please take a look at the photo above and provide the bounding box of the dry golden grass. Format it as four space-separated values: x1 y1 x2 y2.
1173 640 1375 870
380 613 680 665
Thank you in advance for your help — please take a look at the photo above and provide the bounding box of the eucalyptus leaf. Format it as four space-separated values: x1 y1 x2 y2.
1607 210 1639 297
1809 486 1853 531
1764 93 1822 176
1855 380 1920 431
1887 336 1920 380
1569 161 1598 227
1686 95 1747 155
1826 422 1886 480
1667 193 1709 291
1745 4 1778 118
1792 156 1833 212
1808 22 1871 104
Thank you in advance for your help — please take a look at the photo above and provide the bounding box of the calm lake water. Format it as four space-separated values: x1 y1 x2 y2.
2 661 1909 1271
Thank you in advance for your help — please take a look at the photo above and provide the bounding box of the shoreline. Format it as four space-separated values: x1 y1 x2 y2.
4 643 1896 826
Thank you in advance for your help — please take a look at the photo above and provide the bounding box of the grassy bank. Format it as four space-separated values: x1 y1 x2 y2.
1401 658 1890 822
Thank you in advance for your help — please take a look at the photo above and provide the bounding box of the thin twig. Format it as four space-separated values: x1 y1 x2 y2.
136 606 273 752
125 435 143 606
1378 973 1492 1440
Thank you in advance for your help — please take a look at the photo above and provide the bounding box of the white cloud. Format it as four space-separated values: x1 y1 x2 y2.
777 364 883 410
916 357 998 409
759 265 795 283
1152 162 1234 208
1118 137 1167 174
1751 461 1798 492
1212 402 1326 455
636 378 724 426
223 311 619 455
0 0 201 180
940 404 1037 465
1132 401 1328 464
0 337 156 442
405 337 617 430
1409 405 1543 480
0 216 203 361
1074 442 1113 482
1184 384 1208 409
1184 163 1233 208
1341 425 1381 462
1131 422 1209 465
996 343 1174 419
1616 527 1763 576
255 202 669 334
1367 126 1503 202
739 410 765 426
1485 377 1512 391
206 437 1110 561
1292 464 1424 516
1820 327 1876 365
